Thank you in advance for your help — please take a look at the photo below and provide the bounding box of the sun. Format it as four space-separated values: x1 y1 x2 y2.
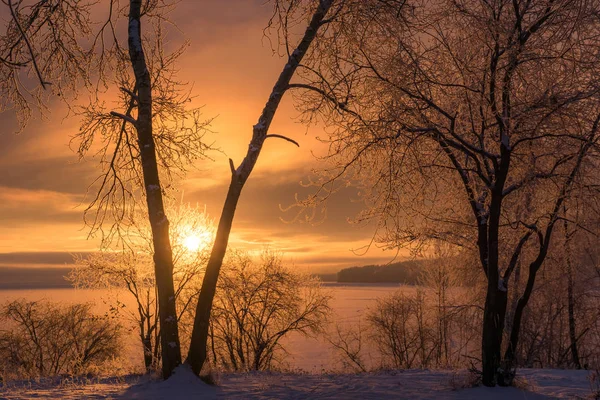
182 231 213 253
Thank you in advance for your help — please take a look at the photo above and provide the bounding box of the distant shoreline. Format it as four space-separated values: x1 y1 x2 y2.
320 282 409 288
0 266 73 290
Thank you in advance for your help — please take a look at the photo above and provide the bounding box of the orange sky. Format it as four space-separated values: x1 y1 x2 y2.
0 0 400 272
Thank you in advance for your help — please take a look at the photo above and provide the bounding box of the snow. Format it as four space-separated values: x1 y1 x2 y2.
122 364 216 399
498 277 507 292
129 20 143 54
219 369 592 399
0 368 593 399
501 133 511 150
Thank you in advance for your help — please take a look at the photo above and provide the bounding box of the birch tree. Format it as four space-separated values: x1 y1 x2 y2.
289 0 600 386
73 0 212 378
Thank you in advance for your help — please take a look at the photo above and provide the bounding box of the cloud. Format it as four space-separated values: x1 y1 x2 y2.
0 0 402 271
0 186 84 224
0 252 91 266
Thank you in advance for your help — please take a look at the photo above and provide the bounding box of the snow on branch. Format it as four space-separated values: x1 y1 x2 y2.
110 111 137 125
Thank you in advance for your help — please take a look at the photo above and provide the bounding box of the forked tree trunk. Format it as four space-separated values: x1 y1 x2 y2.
501 131 596 383
186 0 334 375
128 0 181 378
503 257 543 379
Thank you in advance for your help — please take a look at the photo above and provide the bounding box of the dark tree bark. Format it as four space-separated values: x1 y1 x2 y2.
127 0 181 378
142 335 153 371
482 285 508 386
564 214 582 369
186 0 335 375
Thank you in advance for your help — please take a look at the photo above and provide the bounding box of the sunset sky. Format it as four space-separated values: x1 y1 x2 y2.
0 0 400 273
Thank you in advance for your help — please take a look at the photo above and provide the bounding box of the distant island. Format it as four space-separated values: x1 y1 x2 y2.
316 260 427 284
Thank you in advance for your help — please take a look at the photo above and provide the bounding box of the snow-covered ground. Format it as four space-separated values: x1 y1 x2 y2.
1 368 596 399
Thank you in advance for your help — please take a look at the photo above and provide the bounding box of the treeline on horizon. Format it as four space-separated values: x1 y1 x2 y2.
315 259 434 284
336 260 424 284
0 260 429 289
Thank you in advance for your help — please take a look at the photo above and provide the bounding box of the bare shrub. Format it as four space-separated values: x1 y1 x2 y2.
328 321 368 373
0 300 121 380
419 246 483 368
447 369 481 391
357 253 482 371
208 250 331 371
367 289 436 369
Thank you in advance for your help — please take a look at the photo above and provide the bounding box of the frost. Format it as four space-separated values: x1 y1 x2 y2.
165 315 175 323
498 278 507 292
129 20 143 53
147 185 160 191
253 121 265 130
501 133 511 150
168 342 177 348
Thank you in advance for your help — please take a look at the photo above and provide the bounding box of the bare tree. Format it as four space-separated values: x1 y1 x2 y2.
185 0 337 374
327 321 369 373
288 0 600 386
208 250 330 371
563 206 582 369
72 0 213 379
419 244 462 367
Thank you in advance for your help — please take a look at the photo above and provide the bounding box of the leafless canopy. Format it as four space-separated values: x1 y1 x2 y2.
0 0 94 128
71 0 214 246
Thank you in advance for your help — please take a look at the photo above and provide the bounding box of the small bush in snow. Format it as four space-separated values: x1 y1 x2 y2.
0 300 122 380
208 250 331 371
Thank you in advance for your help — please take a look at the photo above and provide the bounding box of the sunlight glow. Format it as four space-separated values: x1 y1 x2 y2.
183 232 212 252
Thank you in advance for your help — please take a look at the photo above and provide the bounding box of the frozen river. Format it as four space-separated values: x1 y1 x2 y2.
0 283 407 372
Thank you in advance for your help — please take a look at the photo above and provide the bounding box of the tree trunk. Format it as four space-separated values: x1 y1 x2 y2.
128 0 181 379
142 335 153 371
482 284 508 386
564 218 582 369
186 180 242 374
481 187 507 387
503 257 544 385
186 0 334 375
